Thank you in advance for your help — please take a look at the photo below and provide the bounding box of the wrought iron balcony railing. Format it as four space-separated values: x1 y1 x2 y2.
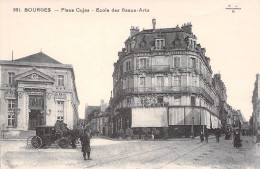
119 86 214 104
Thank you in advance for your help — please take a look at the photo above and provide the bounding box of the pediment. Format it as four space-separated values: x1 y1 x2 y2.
14 68 55 83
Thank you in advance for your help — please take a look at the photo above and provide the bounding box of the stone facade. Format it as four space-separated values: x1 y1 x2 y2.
252 73 260 135
108 19 222 138
0 52 79 132
85 100 108 135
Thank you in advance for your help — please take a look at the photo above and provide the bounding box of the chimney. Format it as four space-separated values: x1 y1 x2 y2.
152 18 156 31
181 22 192 34
130 26 139 38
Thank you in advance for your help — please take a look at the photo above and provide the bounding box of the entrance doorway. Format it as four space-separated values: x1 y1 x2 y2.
29 110 43 130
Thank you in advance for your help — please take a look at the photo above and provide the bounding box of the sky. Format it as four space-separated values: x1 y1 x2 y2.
0 0 260 120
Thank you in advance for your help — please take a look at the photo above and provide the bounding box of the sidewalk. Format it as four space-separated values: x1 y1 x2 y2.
0 130 35 141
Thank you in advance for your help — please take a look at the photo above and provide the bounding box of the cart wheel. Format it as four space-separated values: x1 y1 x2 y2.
27 136 34 147
31 136 42 148
58 138 69 148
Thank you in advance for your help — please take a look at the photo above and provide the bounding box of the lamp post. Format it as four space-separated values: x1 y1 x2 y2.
192 117 194 139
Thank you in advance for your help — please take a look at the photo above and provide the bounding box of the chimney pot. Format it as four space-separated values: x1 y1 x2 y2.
152 18 156 31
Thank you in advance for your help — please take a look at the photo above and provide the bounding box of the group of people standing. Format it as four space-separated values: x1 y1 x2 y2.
199 127 242 148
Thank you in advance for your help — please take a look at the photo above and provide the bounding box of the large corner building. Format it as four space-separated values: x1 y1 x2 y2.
0 52 79 132
109 19 222 137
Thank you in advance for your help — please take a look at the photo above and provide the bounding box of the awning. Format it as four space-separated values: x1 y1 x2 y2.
131 107 168 127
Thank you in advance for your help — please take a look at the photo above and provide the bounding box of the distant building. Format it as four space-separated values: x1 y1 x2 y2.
0 52 80 133
252 73 260 135
212 74 228 130
108 19 222 138
85 99 108 135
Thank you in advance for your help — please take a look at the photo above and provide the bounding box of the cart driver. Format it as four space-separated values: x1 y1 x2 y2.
55 120 62 137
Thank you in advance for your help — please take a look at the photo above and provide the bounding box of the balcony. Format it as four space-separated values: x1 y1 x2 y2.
137 65 170 73
147 65 170 73
120 86 214 104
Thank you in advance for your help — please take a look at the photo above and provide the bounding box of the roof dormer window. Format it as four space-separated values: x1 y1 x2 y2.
155 39 165 50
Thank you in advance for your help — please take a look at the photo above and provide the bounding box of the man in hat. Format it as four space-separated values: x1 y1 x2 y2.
80 129 92 160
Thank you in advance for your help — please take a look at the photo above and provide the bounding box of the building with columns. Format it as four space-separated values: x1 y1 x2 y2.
108 19 222 138
0 52 79 133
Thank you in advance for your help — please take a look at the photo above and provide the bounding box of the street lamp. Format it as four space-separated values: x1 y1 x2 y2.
192 117 194 139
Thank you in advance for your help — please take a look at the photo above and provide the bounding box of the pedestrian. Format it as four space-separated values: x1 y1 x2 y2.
234 129 242 148
200 130 204 142
80 129 92 160
151 130 155 140
215 128 221 143
204 128 209 143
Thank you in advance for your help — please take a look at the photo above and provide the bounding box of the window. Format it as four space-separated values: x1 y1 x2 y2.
140 58 149 69
58 75 64 86
127 97 131 106
57 116 64 122
140 97 147 106
174 57 180 67
155 39 165 50
192 76 197 87
157 76 164 88
192 58 196 68
57 101 64 114
140 77 145 87
8 72 15 84
8 112 15 126
126 61 131 71
8 100 15 110
157 96 164 105
173 76 181 86
173 95 181 105
191 96 196 106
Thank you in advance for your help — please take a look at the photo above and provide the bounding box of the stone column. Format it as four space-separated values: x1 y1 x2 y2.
17 88 29 130
45 89 54 126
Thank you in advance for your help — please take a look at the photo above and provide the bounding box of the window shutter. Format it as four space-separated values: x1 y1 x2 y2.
196 59 198 69
136 58 139 69
174 57 177 67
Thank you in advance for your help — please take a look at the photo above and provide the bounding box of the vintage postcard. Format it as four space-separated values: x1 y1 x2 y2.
0 0 260 169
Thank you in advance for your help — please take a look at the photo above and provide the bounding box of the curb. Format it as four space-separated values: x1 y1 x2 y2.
0 139 27 141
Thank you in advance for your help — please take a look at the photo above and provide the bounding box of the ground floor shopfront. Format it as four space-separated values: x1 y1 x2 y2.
109 106 221 138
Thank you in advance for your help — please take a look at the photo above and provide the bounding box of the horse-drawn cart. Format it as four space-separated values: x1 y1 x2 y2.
27 126 81 149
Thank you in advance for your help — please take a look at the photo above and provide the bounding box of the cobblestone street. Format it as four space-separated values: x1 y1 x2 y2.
1 136 259 169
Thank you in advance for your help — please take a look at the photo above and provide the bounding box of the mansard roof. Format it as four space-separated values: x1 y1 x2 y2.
14 52 61 64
